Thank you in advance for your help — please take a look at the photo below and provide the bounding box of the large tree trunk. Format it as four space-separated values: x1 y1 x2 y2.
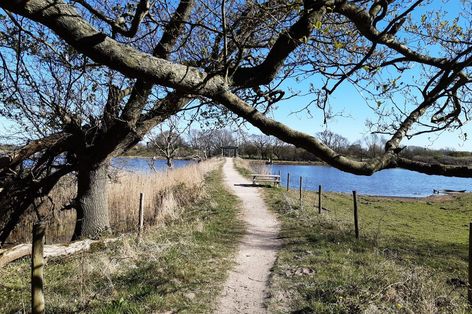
166 157 173 168
72 160 110 240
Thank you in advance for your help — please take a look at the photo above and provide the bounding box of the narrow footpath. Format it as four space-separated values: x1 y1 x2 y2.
216 158 281 313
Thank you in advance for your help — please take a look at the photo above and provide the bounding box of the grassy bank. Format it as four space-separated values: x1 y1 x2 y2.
0 166 244 313
234 158 470 313
264 188 470 313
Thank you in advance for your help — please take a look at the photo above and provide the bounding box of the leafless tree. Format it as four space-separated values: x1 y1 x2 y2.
0 0 471 242
363 134 387 158
0 0 195 242
187 129 215 159
271 138 289 160
252 134 272 160
212 129 236 154
148 117 185 169
317 130 349 152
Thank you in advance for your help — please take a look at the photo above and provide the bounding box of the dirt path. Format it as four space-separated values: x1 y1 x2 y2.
216 158 280 314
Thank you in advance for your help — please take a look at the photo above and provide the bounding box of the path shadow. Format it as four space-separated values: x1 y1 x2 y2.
234 183 276 188
238 229 280 251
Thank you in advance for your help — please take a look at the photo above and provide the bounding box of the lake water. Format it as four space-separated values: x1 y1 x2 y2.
268 164 472 197
112 157 195 172
112 157 472 197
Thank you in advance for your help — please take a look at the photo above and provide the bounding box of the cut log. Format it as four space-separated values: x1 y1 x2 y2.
0 244 31 268
0 238 118 268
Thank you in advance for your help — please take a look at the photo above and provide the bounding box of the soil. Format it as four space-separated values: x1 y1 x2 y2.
215 158 281 313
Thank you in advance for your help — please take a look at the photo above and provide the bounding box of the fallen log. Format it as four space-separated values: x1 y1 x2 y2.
0 244 31 268
0 238 119 268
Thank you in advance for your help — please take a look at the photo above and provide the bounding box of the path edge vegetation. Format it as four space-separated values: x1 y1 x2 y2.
0 163 245 313
234 158 470 313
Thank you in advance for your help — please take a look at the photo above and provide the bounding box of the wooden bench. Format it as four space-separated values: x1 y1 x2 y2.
251 174 281 187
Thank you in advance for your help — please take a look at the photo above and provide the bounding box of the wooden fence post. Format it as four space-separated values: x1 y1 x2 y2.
138 193 144 237
32 221 46 314
299 176 303 202
353 191 359 239
318 185 322 214
468 222 472 306
287 173 290 191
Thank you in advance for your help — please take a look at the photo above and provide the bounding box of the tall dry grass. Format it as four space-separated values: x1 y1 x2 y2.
7 159 220 245
235 157 271 174
108 159 219 233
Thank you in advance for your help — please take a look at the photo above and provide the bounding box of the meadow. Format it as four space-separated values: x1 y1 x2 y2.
236 158 471 313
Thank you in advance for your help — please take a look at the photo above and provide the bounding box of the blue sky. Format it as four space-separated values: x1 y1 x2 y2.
245 0 472 150
261 83 472 150
244 59 472 150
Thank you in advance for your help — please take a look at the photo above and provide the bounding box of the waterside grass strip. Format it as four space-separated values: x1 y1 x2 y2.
263 187 471 313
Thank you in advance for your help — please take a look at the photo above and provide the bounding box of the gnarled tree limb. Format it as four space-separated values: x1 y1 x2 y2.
2 0 471 178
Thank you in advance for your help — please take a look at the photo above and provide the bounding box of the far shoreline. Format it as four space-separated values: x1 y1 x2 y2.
116 155 197 160
244 158 327 166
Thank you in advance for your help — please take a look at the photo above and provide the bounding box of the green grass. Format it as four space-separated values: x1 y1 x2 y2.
261 187 471 313
0 167 244 313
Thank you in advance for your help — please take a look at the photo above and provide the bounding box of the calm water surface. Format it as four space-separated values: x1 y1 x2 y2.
269 164 472 197
112 157 195 172
112 158 472 197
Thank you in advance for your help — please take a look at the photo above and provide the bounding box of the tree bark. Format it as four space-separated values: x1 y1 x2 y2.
166 157 173 168
72 159 111 240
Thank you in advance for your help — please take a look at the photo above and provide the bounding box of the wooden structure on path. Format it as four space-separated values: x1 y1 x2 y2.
221 146 238 157
251 174 280 187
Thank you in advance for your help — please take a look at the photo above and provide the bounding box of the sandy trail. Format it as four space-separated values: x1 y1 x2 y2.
215 158 280 314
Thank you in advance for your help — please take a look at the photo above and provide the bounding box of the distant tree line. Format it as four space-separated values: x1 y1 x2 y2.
4 128 470 166
238 130 388 161
120 128 472 165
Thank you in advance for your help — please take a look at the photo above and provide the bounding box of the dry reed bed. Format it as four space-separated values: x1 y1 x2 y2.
235 158 270 175
7 159 220 244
